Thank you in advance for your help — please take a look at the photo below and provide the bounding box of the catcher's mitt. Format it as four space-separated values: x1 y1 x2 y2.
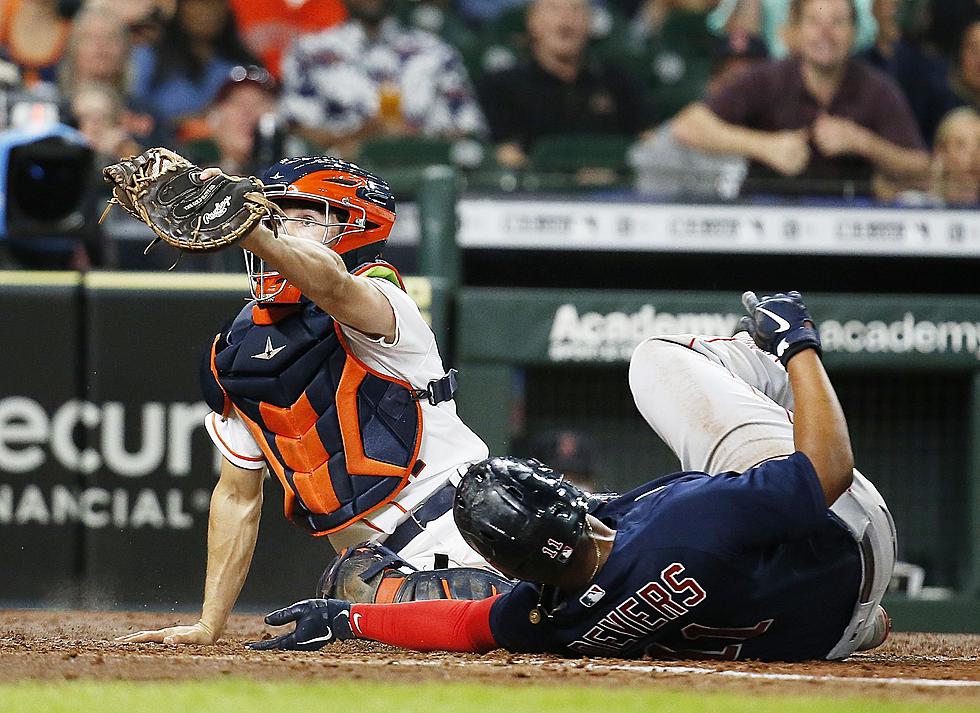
101 147 281 256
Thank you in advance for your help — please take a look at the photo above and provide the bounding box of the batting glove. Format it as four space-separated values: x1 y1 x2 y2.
739 291 821 367
248 598 354 651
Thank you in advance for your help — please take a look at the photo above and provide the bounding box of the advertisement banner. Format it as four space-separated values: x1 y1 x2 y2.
458 289 980 370
1 272 444 609
0 273 83 603
457 199 980 257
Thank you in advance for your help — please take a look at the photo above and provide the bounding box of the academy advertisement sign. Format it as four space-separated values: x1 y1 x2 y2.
548 304 741 362
547 306 980 364
458 289 980 369
820 314 980 360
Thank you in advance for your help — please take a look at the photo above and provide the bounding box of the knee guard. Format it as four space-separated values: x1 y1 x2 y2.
317 542 514 603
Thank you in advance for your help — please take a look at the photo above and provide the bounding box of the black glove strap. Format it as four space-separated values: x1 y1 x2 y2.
780 330 822 367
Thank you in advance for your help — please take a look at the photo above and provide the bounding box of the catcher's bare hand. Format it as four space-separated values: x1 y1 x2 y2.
115 621 216 645
101 147 281 255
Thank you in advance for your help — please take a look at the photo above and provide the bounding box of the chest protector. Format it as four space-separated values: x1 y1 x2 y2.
202 263 423 535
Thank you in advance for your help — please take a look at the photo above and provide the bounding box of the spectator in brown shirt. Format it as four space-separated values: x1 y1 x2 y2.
673 0 929 197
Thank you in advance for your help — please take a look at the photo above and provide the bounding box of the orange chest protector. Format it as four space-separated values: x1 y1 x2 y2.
203 287 423 534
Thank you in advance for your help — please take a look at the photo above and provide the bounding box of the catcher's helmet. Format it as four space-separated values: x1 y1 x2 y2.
453 456 590 583
246 156 396 302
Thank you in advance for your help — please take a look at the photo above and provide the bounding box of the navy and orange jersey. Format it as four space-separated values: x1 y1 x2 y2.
488 453 862 661
201 267 425 535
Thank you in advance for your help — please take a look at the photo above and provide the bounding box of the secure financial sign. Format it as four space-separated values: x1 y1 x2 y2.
0 272 440 608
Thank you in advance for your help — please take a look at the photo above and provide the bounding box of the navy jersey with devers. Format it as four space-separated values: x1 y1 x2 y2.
488 452 861 661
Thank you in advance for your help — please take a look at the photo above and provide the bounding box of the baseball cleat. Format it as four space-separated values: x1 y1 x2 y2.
856 605 891 651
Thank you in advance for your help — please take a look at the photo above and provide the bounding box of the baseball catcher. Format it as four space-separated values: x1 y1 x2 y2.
111 150 510 646
248 292 895 661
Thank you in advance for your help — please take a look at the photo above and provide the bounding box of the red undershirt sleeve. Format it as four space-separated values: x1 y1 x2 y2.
350 595 502 653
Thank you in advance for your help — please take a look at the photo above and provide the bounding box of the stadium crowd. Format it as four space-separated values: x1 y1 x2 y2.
0 0 977 268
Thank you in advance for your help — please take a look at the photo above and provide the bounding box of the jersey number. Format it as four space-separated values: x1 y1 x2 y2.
647 619 774 660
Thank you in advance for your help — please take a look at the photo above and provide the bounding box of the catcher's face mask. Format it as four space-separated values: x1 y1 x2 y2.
248 158 396 303
245 195 366 303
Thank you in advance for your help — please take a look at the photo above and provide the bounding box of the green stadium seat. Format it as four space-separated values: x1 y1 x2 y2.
528 133 635 173
356 137 495 199
357 136 455 168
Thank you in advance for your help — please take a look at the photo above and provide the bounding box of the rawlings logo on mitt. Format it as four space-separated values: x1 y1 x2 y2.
101 147 282 257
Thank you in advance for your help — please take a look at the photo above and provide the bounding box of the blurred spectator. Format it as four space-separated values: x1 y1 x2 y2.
397 0 483 76
94 0 176 47
456 0 529 26
130 0 258 141
0 0 71 90
925 0 980 56
471 0 628 78
629 0 723 123
69 81 141 161
674 0 929 197
630 0 719 42
480 0 652 169
629 31 766 197
58 5 130 99
279 0 486 155
529 429 599 491
858 0 961 145
950 17 980 112
181 64 278 175
228 0 346 78
709 0 878 58
929 107 980 205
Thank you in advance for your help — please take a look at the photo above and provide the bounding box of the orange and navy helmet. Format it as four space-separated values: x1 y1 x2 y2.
246 156 396 302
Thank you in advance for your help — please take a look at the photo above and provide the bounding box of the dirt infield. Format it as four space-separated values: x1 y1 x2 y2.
1 610 978 703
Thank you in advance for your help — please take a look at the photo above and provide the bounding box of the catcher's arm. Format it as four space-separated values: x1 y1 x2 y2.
116 459 264 644
242 223 396 341
183 166 396 341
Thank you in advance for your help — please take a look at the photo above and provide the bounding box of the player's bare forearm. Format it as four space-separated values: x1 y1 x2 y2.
115 461 263 645
786 350 854 505
199 461 264 638
241 224 395 339
242 222 348 300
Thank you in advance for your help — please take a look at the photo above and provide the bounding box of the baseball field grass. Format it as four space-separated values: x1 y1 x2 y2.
0 680 976 713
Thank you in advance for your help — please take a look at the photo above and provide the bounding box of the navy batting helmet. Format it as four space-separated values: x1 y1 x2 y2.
453 456 590 582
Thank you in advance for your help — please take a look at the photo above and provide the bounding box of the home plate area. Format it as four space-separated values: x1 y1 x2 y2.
1 610 977 704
